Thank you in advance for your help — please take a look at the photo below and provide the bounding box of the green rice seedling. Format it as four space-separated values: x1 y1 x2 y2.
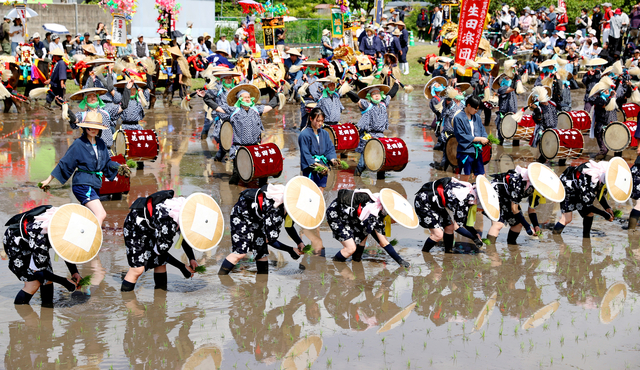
488 134 501 145
78 275 92 287
194 265 206 274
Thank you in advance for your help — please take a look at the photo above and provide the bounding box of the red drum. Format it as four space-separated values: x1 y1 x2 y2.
236 143 284 182
114 129 160 162
617 103 640 122
603 121 638 152
501 113 535 141
323 123 360 153
539 129 584 160
100 155 131 195
557 110 592 132
363 137 409 172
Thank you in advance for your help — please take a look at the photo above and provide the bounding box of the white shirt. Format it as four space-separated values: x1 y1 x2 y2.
49 41 63 54
469 118 474 137
216 39 231 55
94 42 104 56
433 11 442 27
10 24 23 43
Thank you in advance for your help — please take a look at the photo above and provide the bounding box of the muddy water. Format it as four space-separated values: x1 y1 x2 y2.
0 89 639 369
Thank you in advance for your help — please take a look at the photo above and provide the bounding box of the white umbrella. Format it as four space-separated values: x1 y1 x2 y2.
42 23 69 34
283 16 298 22
6 7 38 19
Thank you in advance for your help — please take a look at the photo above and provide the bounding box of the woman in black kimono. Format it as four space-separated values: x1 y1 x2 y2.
553 161 614 238
326 189 410 267
218 184 301 276
414 177 484 253
3 206 79 305
121 190 198 291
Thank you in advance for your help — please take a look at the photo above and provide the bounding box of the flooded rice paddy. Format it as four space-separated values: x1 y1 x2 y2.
0 89 639 369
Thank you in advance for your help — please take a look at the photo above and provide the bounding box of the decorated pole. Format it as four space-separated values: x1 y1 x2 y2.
454 0 491 65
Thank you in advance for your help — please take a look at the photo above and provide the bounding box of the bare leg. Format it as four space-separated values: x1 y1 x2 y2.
84 199 107 226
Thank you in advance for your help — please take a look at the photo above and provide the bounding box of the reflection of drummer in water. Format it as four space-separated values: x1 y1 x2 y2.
39 111 130 226
213 84 277 185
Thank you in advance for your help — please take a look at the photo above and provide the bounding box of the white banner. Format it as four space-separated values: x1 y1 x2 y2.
112 14 127 47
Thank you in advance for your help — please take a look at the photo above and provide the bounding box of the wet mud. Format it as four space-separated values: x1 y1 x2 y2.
0 90 639 369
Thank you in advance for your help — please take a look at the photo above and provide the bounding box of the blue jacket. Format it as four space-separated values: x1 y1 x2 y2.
206 54 235 68
453 110 487 155
359 36 383 56
51 135 120 189
284 57 303 83
298 127 337 170
50 59 67 88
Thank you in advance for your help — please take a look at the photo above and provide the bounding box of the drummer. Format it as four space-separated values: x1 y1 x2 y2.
432 86 464 171
298 108 339 190
326 189 410 267
198 71 239 160
528 86 558 149
310 77 345 126
534 60 559 87
120 190 198 292
485 167 535 245
118 77 151 131
218 184 302 276
3 206 79 305
62 87 115 149
452 95 489 182
214 84 277 185
425 76 447 130
588 77 616 158
39 111 130 226
353 83 400 178
582 58 606 115
414 177 484 253
296 61 324 130
494 70 519 145
470 57 496 127
553 161 614 238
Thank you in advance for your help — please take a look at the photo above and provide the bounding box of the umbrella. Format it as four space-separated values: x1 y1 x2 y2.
283 16 298 22
42 23 69 34
6 7 38 19
238 0 265 14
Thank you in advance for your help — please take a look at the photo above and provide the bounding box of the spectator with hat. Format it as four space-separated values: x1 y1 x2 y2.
135 35 149 58
555 7 568 32
30 33 47 59
92 35 104 56
416 8 429 42
359 25 383 57
321 29 333 60
203 32 213 51
396 21 409 74
48 34 63 56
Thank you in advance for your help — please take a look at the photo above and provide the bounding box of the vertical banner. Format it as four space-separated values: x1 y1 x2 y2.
111 14 127 47
331 8 344 39
442 5 451 22
454 0 491 65
262 17 283 50
247 23 256 54
374 0 384 24
558 0 567 14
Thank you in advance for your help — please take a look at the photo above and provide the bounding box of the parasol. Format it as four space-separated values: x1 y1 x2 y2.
238 0 265 14
42 23 69 34
6 7 38 19
283 16 298 22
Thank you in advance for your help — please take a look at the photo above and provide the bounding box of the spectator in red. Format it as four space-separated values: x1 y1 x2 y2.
602 2 614 44
555 7 568 32
507 28 523 55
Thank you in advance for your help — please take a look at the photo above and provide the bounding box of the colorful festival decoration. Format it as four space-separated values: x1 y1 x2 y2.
238 0 265 14
155 0 181 36
99 0 138 19
454 0 490 65
263 1 288 17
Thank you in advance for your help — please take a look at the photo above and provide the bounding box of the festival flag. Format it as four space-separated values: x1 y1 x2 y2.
454 0 491 65
374 0 384 24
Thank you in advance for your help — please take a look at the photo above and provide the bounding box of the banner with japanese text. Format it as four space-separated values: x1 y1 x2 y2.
331 8 344 38
454 0 491 65
111 14 127 47
558 0 567 14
